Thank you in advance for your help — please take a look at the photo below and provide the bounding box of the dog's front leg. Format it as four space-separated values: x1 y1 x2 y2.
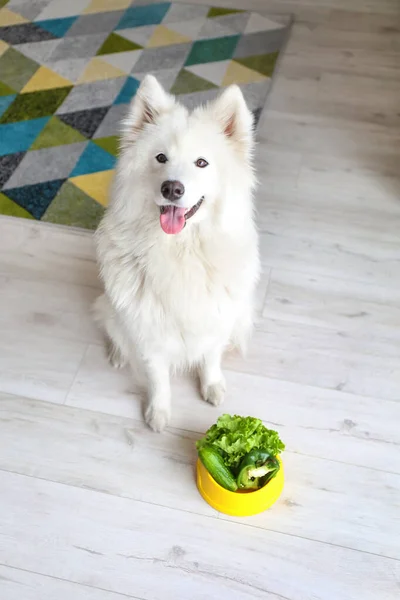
143 355 171 432
199 346 226 407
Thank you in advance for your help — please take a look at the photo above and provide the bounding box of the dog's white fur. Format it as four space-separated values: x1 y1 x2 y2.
94 75 259 432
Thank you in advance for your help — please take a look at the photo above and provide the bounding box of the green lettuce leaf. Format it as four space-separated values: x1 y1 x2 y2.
196 414 285 470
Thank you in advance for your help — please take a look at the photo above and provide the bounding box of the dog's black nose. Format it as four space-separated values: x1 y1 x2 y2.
161 180 185 202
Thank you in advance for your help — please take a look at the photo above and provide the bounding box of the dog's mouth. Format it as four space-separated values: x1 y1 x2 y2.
159 197 204 235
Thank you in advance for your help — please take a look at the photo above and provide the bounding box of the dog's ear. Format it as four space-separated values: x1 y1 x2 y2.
123 75 174 140
211 85 254 157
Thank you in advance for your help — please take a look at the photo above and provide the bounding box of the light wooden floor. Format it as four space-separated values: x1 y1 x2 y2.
1 0 400 598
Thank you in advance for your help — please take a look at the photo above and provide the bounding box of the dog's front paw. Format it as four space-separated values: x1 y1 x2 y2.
106 340 127 369
202 381 226 407
108 350 127 369
145 402 171 432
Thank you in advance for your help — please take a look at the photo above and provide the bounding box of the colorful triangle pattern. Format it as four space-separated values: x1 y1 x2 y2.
0 0 290 228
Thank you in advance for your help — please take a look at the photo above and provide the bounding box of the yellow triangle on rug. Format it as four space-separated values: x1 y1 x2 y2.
147 25 191 48
83 0 131 14
69 170 115 207
0 8 28 26
77 58 126 84
222 60 267 87
0 40 9 58
21 66 73 93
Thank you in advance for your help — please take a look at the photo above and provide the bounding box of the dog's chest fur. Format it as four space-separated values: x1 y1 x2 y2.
99 222 256 363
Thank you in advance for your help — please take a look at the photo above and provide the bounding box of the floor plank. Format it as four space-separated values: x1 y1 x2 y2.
0 565 144 600
0 393 212 517
0 275 101 344
66 348 400 473
0 470 398 600
263 269 400 341
259 230 400 290
0 330 86 403
1 394 399 558
0 218 98 287
225 318 400 401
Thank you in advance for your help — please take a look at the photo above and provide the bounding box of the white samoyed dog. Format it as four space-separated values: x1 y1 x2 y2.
94 75 259 432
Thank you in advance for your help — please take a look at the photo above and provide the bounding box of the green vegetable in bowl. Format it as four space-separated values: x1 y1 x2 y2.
198 444 238 492
196 414 285 470
237 450 280 490
196 414 285 492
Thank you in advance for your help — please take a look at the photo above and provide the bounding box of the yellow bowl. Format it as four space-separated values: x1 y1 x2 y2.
196 457 284 517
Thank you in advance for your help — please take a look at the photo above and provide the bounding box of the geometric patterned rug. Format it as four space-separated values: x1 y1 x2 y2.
0 0 291 229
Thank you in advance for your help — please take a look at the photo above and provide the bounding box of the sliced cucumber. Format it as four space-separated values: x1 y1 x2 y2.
198 445 238 492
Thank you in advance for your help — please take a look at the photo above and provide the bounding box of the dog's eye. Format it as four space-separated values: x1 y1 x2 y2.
156 153 168 163
195 158 208 168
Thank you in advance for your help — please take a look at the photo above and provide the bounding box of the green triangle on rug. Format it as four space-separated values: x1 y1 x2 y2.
93 136 119 157
235 52 279 78
0 192 34 219
30 116 86 150
96 33 142 56
42 180 105 229
170 69 218 95
0 81 16 96
185 35 240 67
207 7 245 18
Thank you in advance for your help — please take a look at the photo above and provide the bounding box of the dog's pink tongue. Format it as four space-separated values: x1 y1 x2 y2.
160 206 186 234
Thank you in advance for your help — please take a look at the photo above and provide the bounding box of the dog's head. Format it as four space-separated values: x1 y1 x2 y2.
119 75 255 235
